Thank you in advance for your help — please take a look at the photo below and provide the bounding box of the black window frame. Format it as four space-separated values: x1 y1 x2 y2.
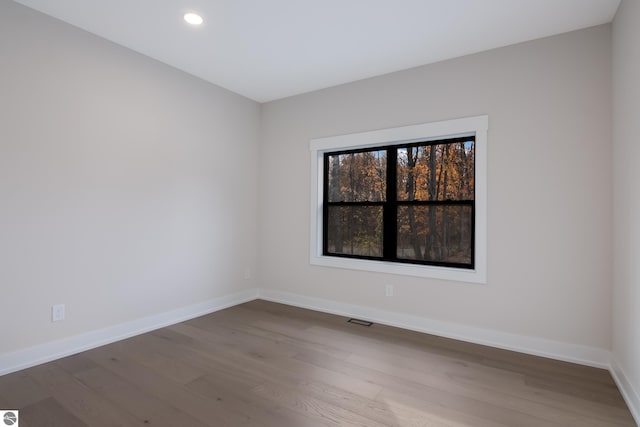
322 136 475 270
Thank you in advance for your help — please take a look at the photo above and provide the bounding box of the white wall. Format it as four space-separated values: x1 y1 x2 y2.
0 0 624 387
0 1 260 354
612 0 640 418
259 25 613 356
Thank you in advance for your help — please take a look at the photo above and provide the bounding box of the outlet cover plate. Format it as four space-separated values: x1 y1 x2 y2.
52 304 65 322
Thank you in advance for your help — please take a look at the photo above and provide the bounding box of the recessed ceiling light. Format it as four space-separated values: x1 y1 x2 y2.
184 12 203 26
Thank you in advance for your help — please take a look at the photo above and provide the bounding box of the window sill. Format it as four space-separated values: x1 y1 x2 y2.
310 254 486 284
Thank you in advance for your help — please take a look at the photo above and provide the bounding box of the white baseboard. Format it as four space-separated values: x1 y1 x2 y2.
2 285 637 425
610 358 640 426
0 288 259 376
257 288 611 369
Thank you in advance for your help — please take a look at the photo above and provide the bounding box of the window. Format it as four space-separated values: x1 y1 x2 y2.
324 136 475 269
310 116 487 283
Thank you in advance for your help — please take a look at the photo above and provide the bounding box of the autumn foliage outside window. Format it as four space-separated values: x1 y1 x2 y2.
323 136 475 269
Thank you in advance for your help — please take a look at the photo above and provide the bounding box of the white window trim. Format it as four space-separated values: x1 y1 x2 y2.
309 115 488 284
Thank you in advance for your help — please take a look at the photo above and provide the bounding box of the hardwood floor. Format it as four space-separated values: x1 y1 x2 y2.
0 300 635 426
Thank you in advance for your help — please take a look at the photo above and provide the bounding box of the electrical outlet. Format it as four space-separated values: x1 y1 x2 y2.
52 304 65 322
385 284 394 297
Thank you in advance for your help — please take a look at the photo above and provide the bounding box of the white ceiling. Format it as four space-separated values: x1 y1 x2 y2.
12 0 620 102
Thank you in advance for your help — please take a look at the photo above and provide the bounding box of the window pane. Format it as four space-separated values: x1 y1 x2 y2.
397 205 473 265
397 141 474 201
327 206 383 257
327 150 386 202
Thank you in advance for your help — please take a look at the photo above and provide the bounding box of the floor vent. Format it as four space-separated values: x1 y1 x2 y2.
347 318 373 327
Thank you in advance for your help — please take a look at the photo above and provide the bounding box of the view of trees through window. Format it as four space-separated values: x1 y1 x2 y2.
324 137 475 268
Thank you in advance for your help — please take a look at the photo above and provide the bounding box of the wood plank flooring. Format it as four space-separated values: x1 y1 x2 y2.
0 300 635 426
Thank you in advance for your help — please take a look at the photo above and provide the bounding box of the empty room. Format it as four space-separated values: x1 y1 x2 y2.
1 0 639 426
